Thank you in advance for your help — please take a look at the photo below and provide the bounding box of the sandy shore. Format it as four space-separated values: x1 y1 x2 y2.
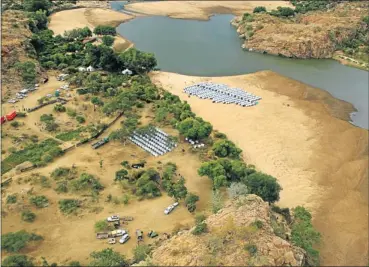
125 1 293 20
150 70 368 266
48 8 134 52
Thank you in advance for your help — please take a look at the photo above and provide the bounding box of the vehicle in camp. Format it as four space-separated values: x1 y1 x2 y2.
110 229 126 237
108 238 116 244
20 89 28 94
6 111 17 121
147 230 158 238
92 137 109 149
119 234 130 244
131 163 145 169
8 99 17 103
107 215 120 222
164 202 179 215
96 232 109 239
136 229 143 241
113 221 120 229
46 94 52 98
121 216 134 221
1 116 6 124
35 84 39 87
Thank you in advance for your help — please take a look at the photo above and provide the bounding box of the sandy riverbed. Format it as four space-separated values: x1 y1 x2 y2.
150 70 369 266
48 8 134 52
125 1 293 20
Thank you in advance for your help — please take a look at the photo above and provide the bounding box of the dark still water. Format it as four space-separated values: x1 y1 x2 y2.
115 13 369 129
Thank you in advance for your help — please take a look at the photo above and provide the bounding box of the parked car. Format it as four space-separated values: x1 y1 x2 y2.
35 84 39 87
16 95 24 99
107 215 120 222
8 99 17 103
108 238 116 244
46 94 52 98
147 230 158 238
119 234 130 244
110 229 126 237
164 202 179 215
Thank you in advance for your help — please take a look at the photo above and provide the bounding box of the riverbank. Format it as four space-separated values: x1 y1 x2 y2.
150 70 368 266
48 8 134 52
124 1 293 20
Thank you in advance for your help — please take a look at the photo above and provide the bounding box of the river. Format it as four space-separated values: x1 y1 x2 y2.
111 3 368 129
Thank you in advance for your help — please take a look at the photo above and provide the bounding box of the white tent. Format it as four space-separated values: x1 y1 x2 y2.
78 66 86 72
122 68 133 75
87 65 95 72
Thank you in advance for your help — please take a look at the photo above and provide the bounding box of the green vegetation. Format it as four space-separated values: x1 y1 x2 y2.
69 261 81 267
291 206 321 266
212 139 242 159
135 169 161 199
227 182 249 198
211 190 223 214
6 194 17 204
23 0 51 12
15 61 37 86
102 35 115 46
55 128 83 141
115 169 129 181
253 6 267 13
271 205 292 224
21 210 36 222
192 221 208 235
2 255 34 267
269 6 295 17
70 173 104 193
75 115 85 124
94 220 114 232
10 121 20 128
291 0 329 14
177 117 212 140
185 193 199 213
1 230 43 253
242 13 254 22
243 172 282 203
133 244 151 263
40 114 59 132
93 25 116 36
51 167 74 180
29 195 49 208
58 199 80 214
89 248 129 267
54 104 66 112
64 27 92 40
28 9 48 33
244 243 258 256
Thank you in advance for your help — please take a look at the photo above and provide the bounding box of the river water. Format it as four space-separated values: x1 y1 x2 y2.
112 4 368 129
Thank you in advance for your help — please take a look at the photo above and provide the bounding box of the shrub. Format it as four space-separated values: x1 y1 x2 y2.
185 193 199 213
244 243 258 256
253 6 266 13
94 25 116 36
17 112 27 118
70 173 104 193
133 244 151 263
211 190 223 214
51 167 72 180
55 181 68 193
69 261 81 267
94 220 114 232
252 220 263 229
2 255 34 267
67 108 77 117
243 172 282 203
212 139 242 159
1 231 42 253
29 195 49 208
242 13 254 22
195 213 206 224
76 116 85 123
59 199 80 214
15 61 36 85
10 121 20 128
54 104 66 112
89 248 129 266
192 222 208 235
6 194 17 204
177 117 212 140
227 182 249 198
271 205 292 224
214 131 227 139
102 35 115 46
21 210 36 222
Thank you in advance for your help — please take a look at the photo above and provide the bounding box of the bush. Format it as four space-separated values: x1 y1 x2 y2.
94 220 114 232
242 13 254 22
67 108 77 117
1 231 42 253
76 116 85 123
6 194 17 204
227 182 248 198
51 167 72 180
24 0 51 12
94 25 116 36
59 199 80 214
185 193 199 213
253 6 266 13
211 190 223 214
69 261 81 267
89 248 129 266
271 205 292 224
102 35 115 46
177 117 212 140
244 243 258 256
192 222 208 235
133 244 151 263
252 220 263 229
195 213 206 224
10 121 20 128
54 104 66 112
212 139 242 159
214 131 227 139
2 255 34 267
70 173 104 193
15 61 36 85
243 172 282 203
29 195 49 208
270 6 295 17
17 112 27 117
55 181 68 193
21 210 36 222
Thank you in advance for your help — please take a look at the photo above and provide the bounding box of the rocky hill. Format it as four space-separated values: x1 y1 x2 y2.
1 10 46 101
135 195 306 266
231 2 369 70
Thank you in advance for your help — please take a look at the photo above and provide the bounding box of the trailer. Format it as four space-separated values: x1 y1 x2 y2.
1 116 6 124
91 137 109 149
6 111 17 121
96 232 109 239
121 216 134 222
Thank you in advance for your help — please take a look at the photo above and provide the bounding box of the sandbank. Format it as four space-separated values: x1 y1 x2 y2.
150 70 368 266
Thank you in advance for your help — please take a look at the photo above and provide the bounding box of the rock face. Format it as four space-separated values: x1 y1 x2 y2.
232 2 368 60
138 195 305 266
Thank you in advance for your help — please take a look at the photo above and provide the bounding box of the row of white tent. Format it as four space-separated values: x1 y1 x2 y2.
78 66 133 75
129 127 177 157
183 82 261 107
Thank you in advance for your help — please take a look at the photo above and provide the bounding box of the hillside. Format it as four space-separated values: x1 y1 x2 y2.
232 1 369 70
1 10 46 101
136 195 306 266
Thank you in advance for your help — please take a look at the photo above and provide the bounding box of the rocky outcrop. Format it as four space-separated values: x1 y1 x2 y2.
232 2 368 61
136 195 305 266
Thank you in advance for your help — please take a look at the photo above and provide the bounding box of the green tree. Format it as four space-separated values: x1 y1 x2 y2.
1 231 43 253
136 172 161 199
177 117 212 140
2 255 34 267
172 177 188 200
24 0 51 12
118 48 157 73
243 172 281 203
133 244 151 263
102 35 115 46
185 193 199 213
6 194 17 204
93 25 116 36
58 199 80 214
28 9 48 32
54 104 66 112
89 248 129 267
212 139 242 159
253 6 266 13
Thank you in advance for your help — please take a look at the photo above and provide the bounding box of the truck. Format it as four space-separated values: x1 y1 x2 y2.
107 215 120 222
164 202 179 215
110 229 126 237
92 137 109 149
136 229 143 242
6 111 17 121
96 232 109 239
1 116 6 124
